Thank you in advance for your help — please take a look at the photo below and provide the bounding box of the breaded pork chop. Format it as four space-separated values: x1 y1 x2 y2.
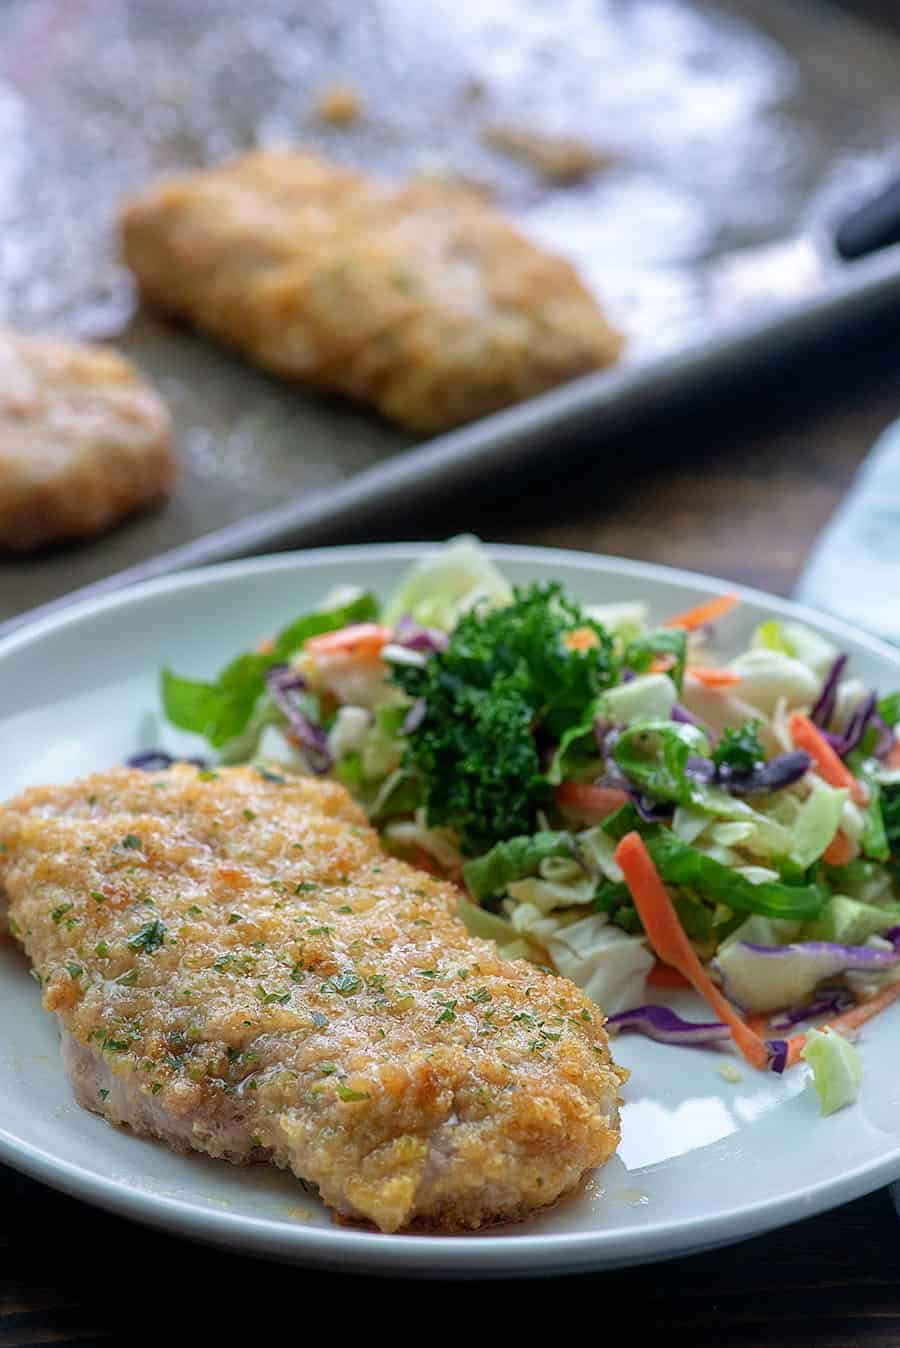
120 149 622 433
0 330 174 552
0 765 625 1232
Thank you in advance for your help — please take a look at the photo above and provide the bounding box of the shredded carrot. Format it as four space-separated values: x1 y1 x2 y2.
564 626 601 652
614 831 770 1070
686 665 742 688
745 1013 771 1038
784 980 900 1067
823 830 854 867
663 593 739 632
304 623 393 659
788 712 867 805
256 637 275 655
555 781 629 821
647 961 691 989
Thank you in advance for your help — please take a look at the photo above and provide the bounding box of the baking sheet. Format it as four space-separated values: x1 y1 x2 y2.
3 0 900 624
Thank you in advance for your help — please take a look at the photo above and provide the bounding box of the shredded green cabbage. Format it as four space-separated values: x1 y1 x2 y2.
802 1028 863 1115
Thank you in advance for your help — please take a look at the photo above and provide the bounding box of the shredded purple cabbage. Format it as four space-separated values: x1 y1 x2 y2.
266 664 332 774
595 725 635 797
628 790 672 823
823 690 878 760
568 837 594 876
811 654 848 728
738 937 900 968
765 1039 789 1074
809 653 884 760
126 750 207 771
593 718 617 751
769 987 856 1031
686 754 716 784
605 1004 731 1046
402 698 427 735
718 749 812 796
393 615 449 653
870 714 896 761
672 702 705 728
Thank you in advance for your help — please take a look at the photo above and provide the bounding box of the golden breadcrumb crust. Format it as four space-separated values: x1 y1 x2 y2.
0 764 626 1232
120 148 622 432
0 330 174 552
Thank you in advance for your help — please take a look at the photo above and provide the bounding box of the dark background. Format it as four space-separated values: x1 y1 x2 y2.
5 256 900 1348
5 2 900 1342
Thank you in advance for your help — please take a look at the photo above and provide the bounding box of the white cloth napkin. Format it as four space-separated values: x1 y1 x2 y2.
797 421 900 1206
796 419 900 641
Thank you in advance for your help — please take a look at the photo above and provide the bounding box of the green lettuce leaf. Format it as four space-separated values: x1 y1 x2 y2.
161 592 378 749
463 831 575 902
645 830 826 920
456 894 517 946
612 719 710 807
600 806 824 920
878 692 900 728
623 628 687 692
854 760 890 863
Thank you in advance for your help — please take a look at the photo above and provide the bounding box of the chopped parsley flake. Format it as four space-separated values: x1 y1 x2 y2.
321 971 361 996
121 833 142 850
94 941 110 958
318 1061 338 1076
467 987 491 1005
294 882 316 894
435 1001 457 1024
257 767 285 784
90 891 106 904
256 985 291 1005
311 1012 329 1030
243 809 257 821
51 903 73 925
98 1089 109 1100
150 1083 163 1096
227 913 242 925
127 920 167 954
66 963 83 979
197 769 219 781
335 1084 369 1102
188 905 203 916
417 969 437 980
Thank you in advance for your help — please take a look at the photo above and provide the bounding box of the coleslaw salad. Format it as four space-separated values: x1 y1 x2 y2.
154 537 900 1113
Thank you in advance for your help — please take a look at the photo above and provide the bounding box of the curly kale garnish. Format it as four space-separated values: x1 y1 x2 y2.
391 584 617 852
711 721 765 775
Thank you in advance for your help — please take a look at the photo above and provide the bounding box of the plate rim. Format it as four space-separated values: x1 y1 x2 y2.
4 540 900 1276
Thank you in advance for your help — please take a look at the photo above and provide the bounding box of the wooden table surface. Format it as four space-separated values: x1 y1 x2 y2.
3 310 900 1344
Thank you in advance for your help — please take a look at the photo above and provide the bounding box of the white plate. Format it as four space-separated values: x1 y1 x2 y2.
3 543 900 1278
